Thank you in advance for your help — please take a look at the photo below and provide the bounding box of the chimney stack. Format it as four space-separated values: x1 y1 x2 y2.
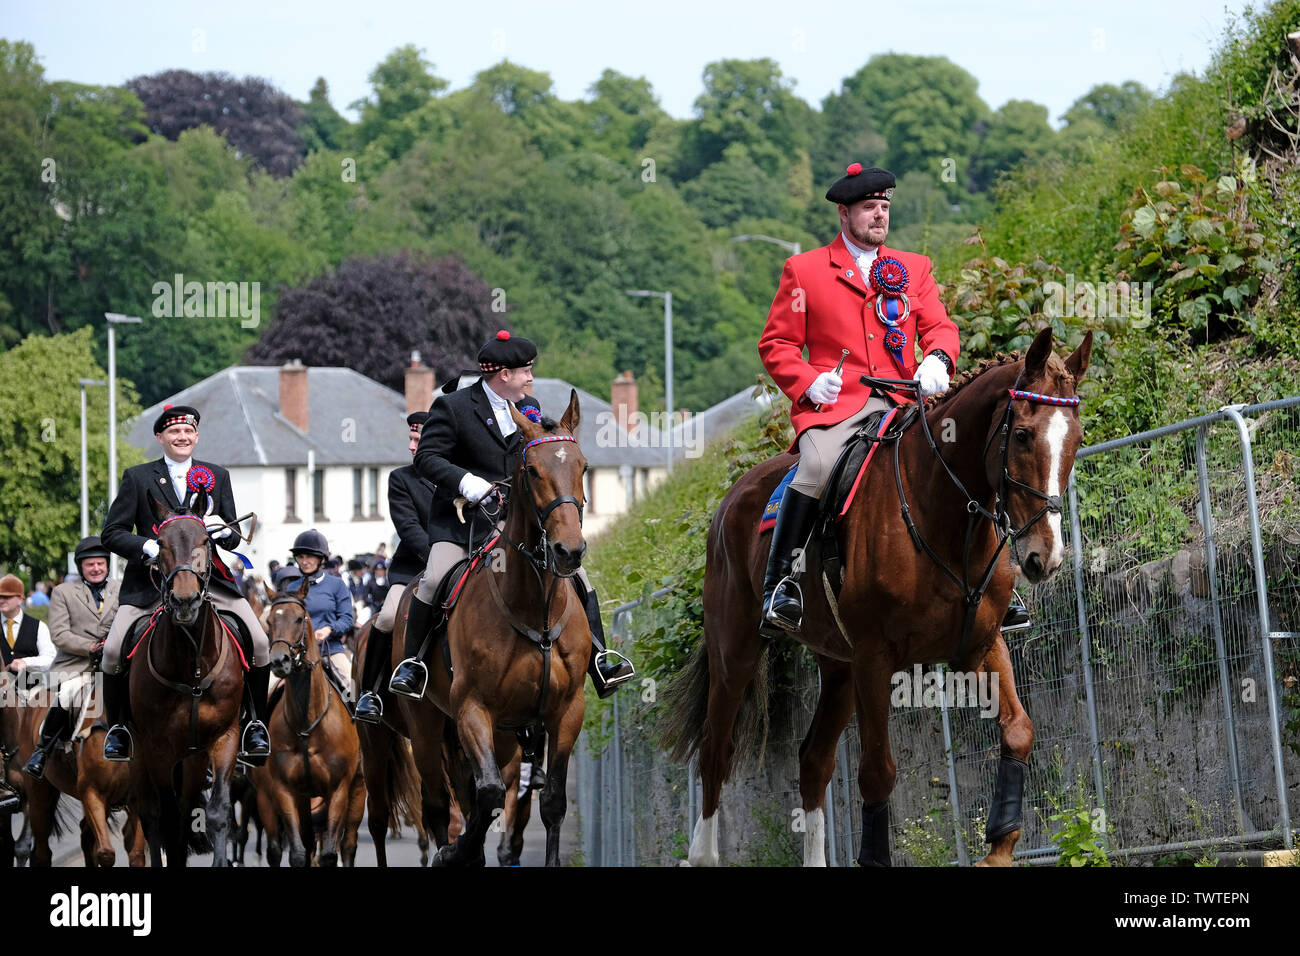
280 359 309 432
405 350 436 413
611 370 638 434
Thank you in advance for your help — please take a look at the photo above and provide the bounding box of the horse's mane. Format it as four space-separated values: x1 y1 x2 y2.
925 350 1022 409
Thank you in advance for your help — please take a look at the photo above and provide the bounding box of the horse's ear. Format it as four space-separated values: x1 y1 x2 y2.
295 574 311 600
189 485 209 517
559 388 580 434
264 580 278 601
508 403 541 438
1065 330 1093 383
148 491 171 525
1024 326 1054 378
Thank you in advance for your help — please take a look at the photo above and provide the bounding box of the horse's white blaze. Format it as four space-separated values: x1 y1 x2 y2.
687 813 720 867
803 808 827 867
1045 410 1068 567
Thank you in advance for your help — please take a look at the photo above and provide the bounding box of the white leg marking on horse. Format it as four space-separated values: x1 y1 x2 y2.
803 808 827 867
687 813 720 867
1045 410 1068 567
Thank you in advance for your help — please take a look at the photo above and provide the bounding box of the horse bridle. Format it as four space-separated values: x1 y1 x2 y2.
151 514 215 621
495 433 585 580
267 595 317 675
861 368 1081 664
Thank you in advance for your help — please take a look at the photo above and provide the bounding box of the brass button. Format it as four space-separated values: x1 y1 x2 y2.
868 333 875 340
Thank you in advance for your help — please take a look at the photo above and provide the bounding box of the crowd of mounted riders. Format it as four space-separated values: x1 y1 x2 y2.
4 162 1090 867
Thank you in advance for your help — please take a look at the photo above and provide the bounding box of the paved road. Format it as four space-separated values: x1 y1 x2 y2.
35 773 575 868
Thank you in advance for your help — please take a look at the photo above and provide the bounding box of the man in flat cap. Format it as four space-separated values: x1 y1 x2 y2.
388 331 634 709
98 403 273 763
354 410 436 723
23 537 119 779
757 164 1030 634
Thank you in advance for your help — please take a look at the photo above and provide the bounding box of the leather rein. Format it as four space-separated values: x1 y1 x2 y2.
859 370 1080 665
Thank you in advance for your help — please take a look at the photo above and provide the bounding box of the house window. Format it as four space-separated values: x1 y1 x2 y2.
284 468 298 522
369 468 380 518
313 469 326 522
353 468 364 519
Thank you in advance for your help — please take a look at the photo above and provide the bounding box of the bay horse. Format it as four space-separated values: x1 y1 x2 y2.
350 618 430 866
16 680 147 866
667 328 1092 866
251 575 366 867
130 489 245 866
391 392 590 867
1 671 34 866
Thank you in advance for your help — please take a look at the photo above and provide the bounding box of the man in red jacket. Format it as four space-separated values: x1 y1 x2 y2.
758 164 1025 634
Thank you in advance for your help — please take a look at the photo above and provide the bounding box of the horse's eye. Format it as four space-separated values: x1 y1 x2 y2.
527 465 539 478
1014 428 1031 445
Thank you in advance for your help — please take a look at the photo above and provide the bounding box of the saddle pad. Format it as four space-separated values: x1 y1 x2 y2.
757 407 900 534
124 606 249 671
757 466 798 534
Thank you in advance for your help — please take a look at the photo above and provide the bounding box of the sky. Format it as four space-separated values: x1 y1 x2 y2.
3 0 1254 126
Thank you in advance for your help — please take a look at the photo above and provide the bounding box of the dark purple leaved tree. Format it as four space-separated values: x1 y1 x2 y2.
125 70 307 177
244 252 510 390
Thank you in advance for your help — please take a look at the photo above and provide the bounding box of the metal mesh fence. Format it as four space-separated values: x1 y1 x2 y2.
576 398 1300 865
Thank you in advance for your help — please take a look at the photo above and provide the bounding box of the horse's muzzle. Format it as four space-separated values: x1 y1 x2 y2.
551 540 587 575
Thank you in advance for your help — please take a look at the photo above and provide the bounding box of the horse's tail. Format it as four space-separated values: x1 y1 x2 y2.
49 787 76 839
386 735 423 838
187 789 213 856
659 638 772 772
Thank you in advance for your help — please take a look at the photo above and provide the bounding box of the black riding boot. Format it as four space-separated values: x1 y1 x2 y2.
576 582 634 699
102 669 134 762
239 664 271 763
1002 589 1031 631
24 705 71 779
354 626 393 724
760 488 821 635
389 595 438 699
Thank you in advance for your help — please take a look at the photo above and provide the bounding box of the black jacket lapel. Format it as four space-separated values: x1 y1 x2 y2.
152 459 182 510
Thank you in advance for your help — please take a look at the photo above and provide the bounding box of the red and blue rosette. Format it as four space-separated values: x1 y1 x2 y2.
519 404 543 424
185 465 215 495
869 257 912 373
869 257 909 296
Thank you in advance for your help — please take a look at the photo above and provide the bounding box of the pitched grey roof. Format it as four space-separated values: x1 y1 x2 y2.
668 386 773 460
126 366 409 467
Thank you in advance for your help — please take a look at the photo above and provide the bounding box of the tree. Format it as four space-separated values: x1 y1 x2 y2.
300 77 349 152
126 70 307 177
0 328 143 578
244 252 507 391
841 55 990 189
1060 81 1154 131
350 46 448 159
970 99 1055 192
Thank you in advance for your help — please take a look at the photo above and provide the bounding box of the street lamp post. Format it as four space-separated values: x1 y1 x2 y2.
105 312 142 578
78 378 107 538
624 289 674 475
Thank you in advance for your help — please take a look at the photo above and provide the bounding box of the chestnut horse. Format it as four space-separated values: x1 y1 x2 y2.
16 681 146 866
667 328 1092 867
350 619 430 866
392 392 590 867
251 576 366 867
1 671 34 866
130 490 245 866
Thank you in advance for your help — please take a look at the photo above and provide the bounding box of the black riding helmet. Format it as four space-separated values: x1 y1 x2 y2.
74 536 111 568
289 529 330 560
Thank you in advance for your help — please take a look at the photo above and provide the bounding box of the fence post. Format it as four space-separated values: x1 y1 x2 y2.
1219 406 1293 849
938 665 969 866
1195 423 1251 832
1068 472 1108 818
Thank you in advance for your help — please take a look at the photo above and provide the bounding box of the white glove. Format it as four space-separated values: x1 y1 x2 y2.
805 371 843 407
204 517 234 545
141 539 160 562
459 473 493 504
914 354 951 397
